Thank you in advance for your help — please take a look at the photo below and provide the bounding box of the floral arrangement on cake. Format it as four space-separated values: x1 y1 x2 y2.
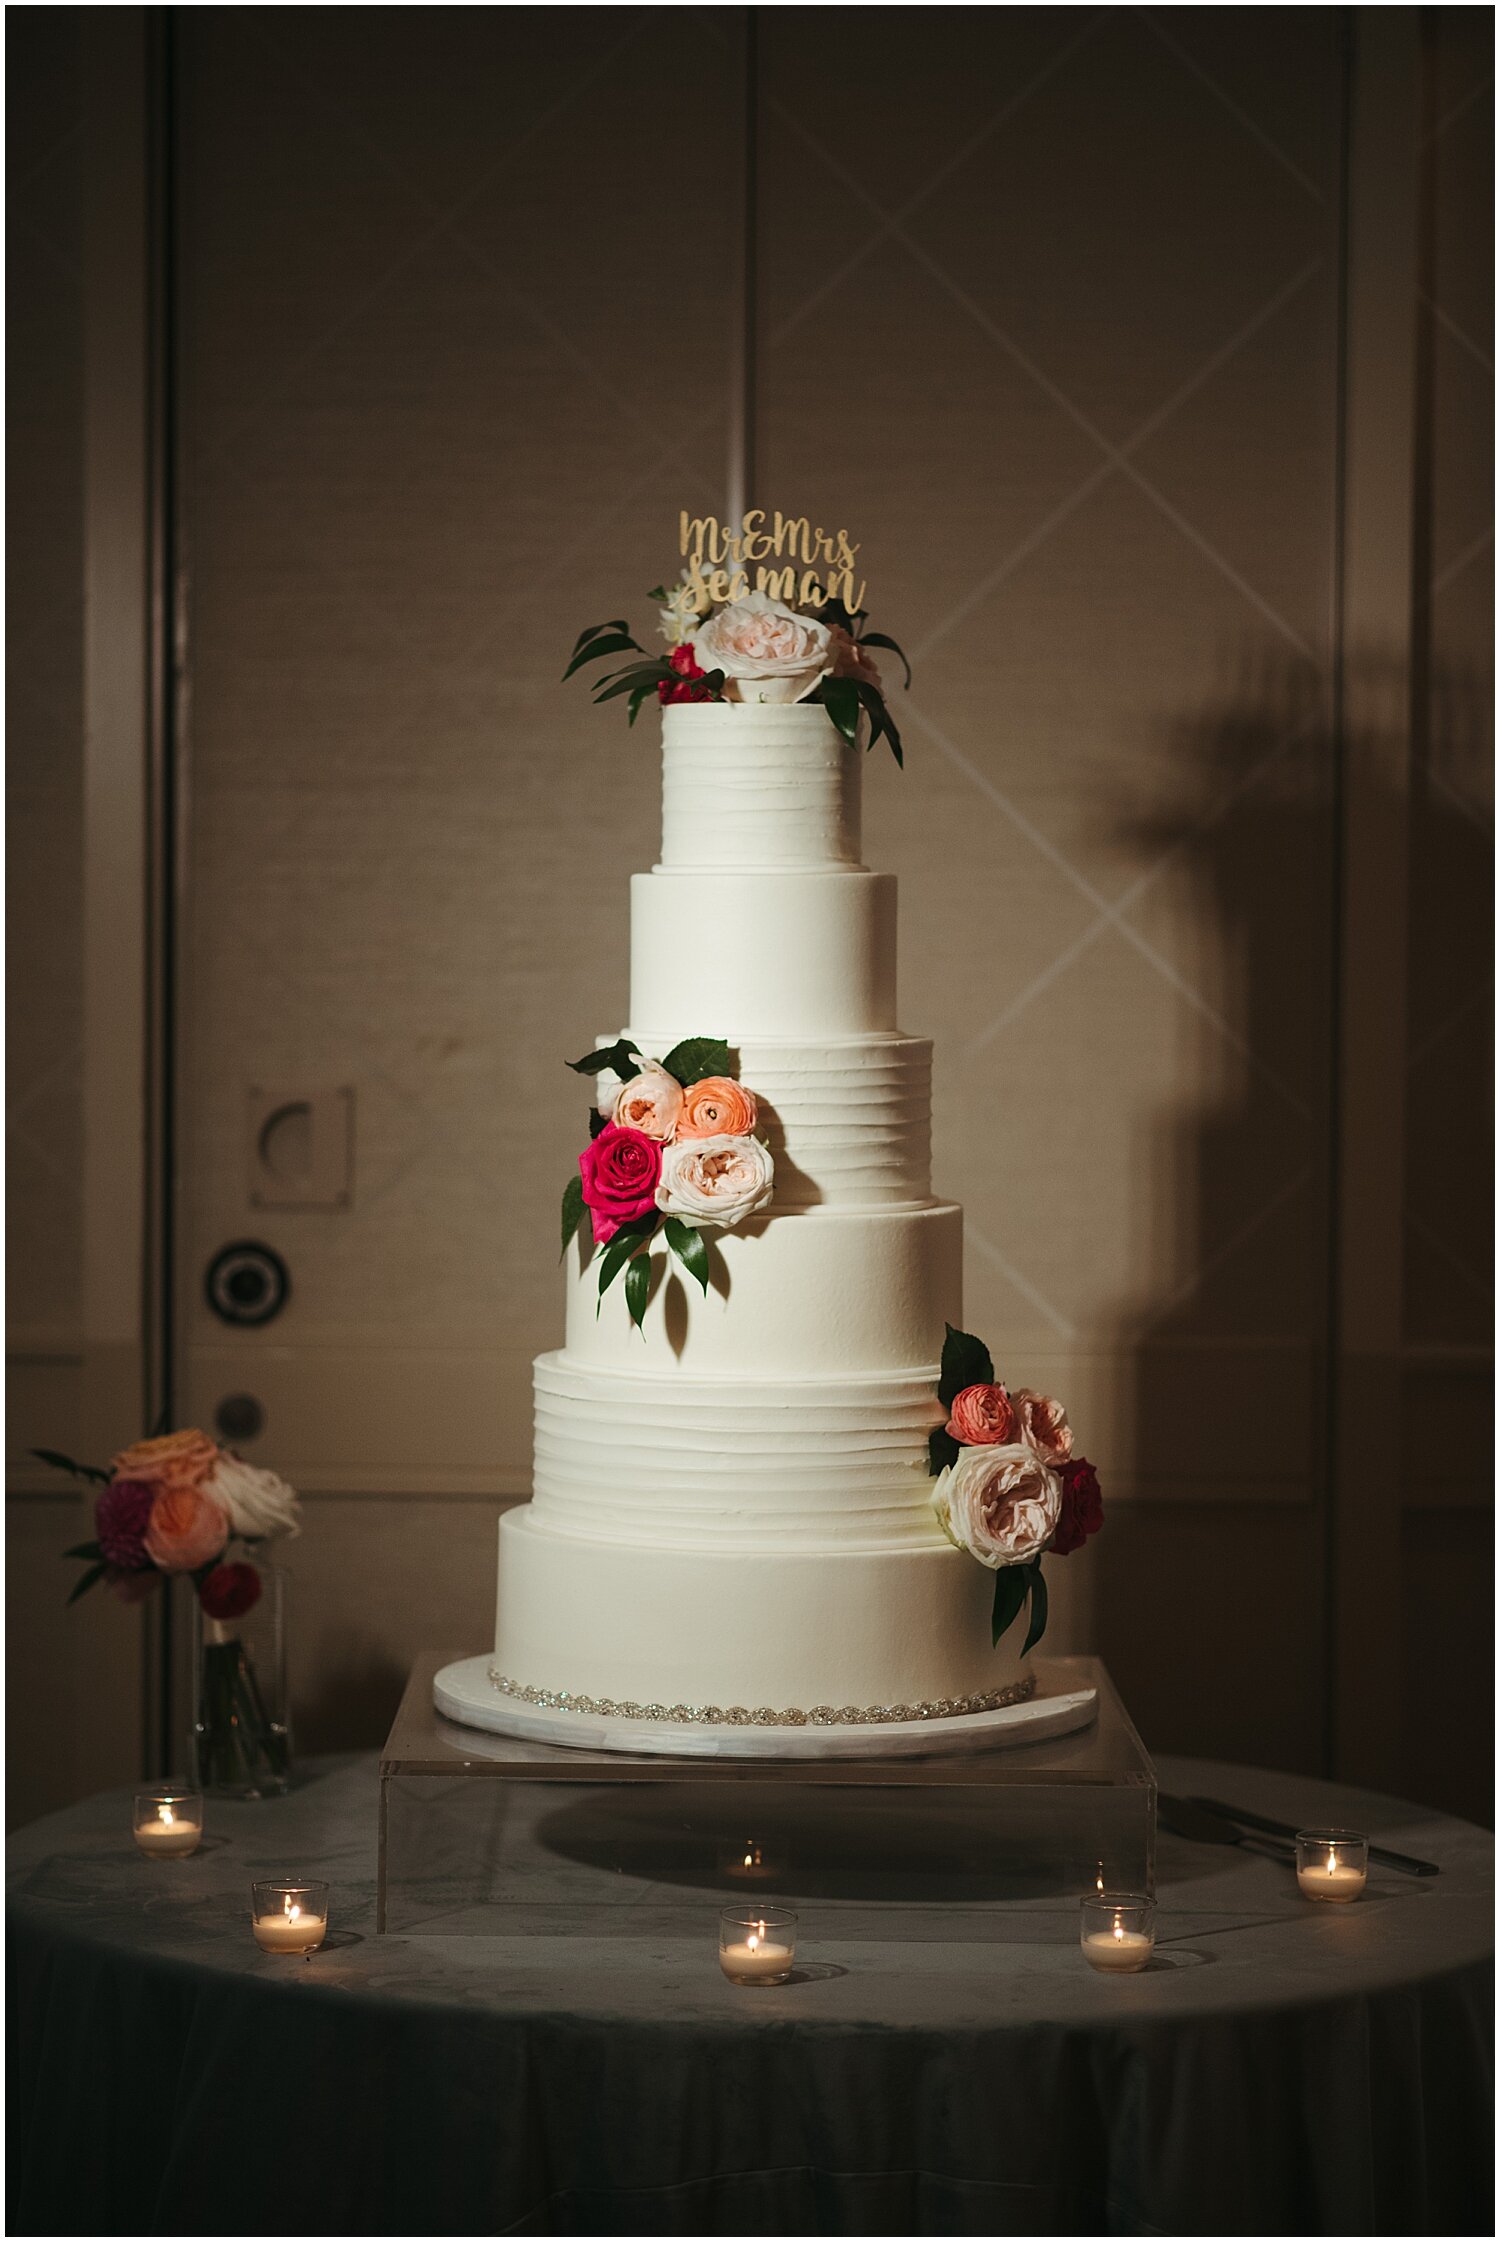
927 1326 1103 1652
561 1035 774 1328
564 510 910 763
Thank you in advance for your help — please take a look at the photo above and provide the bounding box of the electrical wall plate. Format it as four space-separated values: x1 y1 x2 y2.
247 1086 354 1210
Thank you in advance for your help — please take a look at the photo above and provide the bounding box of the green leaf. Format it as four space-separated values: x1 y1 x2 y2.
857 630 912 690
593 666 672 705
64 1541 103 1561
624 1251 651 1330
855 679 903 768
664 1217 709 1293
818 674 861 749
927 1425 960 1478
564 627 638 678
1021 1564 1049 1654
569 618 629 660
66 1560 109 1608
658 1036 730 1087
991 1566 1029 1648
567 1038 642 1081
626 679 661 728
560 1174 585 1257
937 1324 996 1408
646 584 668 604
31 1448 110 1486
596 1220 656 1299
588 1108 608 1140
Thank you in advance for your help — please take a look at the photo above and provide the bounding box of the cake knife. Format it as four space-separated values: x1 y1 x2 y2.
1158 1795 1297 1863
1189 1796 1440 1878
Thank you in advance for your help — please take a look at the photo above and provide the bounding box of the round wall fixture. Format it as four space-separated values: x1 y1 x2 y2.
214 1392 265 1442
204 1241 290 1329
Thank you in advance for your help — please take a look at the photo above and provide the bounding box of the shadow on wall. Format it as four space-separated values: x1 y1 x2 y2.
1092 645 1492 1819
292 1627 410 1757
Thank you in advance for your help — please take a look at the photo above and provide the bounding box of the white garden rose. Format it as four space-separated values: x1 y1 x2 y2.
655 1133 774 1229
206 1455 301 1541
931 1443 1060 1570
692 593 832 704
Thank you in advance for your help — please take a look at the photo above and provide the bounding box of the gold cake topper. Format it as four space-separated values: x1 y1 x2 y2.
677 510 867 618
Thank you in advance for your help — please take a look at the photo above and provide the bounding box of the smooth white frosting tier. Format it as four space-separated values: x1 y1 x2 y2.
532 1353 942 1549
631 869 896 1039
623 1031 931 1206
495 1505 1020 1713
563 1202 961 1377
659 703 863 870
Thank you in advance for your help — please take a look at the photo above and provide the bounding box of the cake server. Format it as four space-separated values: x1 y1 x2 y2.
1158 1795 1297 1863
1189 1796 1440 1878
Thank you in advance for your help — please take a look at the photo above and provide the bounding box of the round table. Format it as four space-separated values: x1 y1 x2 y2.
7 1751 1491 2236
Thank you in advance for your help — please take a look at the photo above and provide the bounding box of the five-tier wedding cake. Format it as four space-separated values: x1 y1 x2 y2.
488 700 1030 1725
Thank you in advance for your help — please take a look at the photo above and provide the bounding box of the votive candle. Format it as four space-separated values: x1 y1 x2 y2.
1295 1830 1368 1901
251 1879 328 1955
719 1907 796 1985
133 1789 203 1858
1080 1892 1155 1972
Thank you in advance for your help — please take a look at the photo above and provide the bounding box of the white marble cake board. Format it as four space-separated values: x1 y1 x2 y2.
433 1654 1098 1761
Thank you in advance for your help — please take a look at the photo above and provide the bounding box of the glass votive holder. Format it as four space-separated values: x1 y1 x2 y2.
251 1879 329 1955
717 1836 778 1884
719 1906 797 1985
1080 1892 1156 1972
1295 1829 1368 1901
132 1787 203 1858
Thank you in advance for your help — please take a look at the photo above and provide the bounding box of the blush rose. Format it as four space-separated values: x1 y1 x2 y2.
655 1134 774 1228
1012 1388 1074 1469
579 1123 663 1245
611 1065 684 1142
945 1382 1016 1446
692 594 832 704
931 1444 1061 1570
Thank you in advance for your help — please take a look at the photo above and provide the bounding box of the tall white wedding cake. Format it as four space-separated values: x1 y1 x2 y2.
489 701 1032 1725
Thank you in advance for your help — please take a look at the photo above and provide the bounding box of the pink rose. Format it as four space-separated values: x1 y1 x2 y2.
1013 1388 1074 1469
611 1065 684 1142
945 1382 1015 1446
579 1123 662 1245
692 594 831 704
1052 1459 1103 1556
143 1482 230 1573
931 1444 1061 1570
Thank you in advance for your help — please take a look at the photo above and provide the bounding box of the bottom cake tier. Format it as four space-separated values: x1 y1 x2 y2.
492 1503 1026 1721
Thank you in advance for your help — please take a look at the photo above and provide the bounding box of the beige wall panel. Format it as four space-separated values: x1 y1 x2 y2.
7 1494 140 1829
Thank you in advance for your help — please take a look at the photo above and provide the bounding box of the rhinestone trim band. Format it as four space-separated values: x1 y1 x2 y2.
486 1665 1036 1727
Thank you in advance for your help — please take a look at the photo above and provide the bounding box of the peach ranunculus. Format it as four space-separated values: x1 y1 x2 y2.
691 594 832 704
110 1427 219 1492
1012 1389 1074 1469
655 1133 774 1229
612 1064 684 1142
931 1444 1061 1570
143 1481 230 1573
676 1077 757 1139
946 1381 1016 1446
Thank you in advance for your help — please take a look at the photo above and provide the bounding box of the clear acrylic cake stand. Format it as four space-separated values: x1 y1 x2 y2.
378 1651 1157 1934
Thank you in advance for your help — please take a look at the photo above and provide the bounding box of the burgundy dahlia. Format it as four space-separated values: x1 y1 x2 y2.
96 1477 156 1571
1051 1458 1104 1557
198 1561 262 1623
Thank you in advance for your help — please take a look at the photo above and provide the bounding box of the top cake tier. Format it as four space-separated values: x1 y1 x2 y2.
658 703 864 872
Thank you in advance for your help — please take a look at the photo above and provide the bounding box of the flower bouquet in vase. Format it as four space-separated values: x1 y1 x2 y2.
45 1427 301 1798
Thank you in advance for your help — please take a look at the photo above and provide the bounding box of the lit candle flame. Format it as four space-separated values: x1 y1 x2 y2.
1326 1849 1338 1877
284 1898 302 1924
1113 1920 1124 1942
157 1804 175 1829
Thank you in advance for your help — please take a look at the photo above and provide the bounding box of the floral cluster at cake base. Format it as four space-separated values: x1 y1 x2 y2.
43 1429 300 1795
564 511 911 761
561 1035 774 1328
927 1327 1104 1652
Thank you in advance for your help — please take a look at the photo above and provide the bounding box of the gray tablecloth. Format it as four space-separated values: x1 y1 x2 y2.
7 1750 1492 2236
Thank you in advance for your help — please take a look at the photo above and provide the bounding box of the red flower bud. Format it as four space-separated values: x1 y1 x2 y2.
198 1561 262 1621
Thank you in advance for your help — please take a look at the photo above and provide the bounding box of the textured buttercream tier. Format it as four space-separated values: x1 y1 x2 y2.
532 1353 942 1548
564 1202 961 1377
659 703 863 870
495 1506 1022 1713
631 869 897 1038
623 1031 931 1205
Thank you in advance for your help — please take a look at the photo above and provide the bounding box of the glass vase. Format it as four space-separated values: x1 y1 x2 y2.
191 1562 292 1798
